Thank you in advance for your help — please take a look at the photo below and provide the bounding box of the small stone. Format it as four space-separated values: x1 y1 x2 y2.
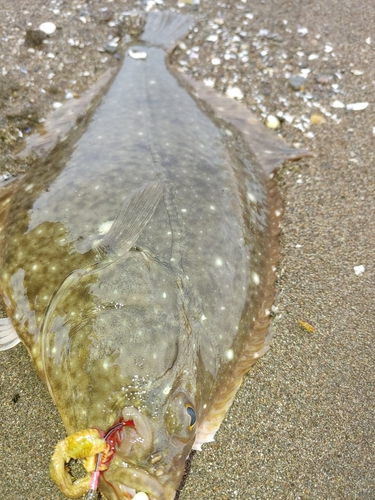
354 265 365 276
346 102 369 111
288 75 306 90
310 114 326 125
52 102 63 109
266 33 283 43
297 27 308 35
226 87 244 100
308 53 319 60
265 114 280 129
365 37 371 45
211 57 221 65
39 22 57 35
351 69 364 76
315 73 334 84
103 42 118 54
206 35 218 42
325 44 333 53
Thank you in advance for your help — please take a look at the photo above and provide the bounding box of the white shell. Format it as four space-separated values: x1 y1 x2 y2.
39 22 57 35
346 102 369 111
225 87 244 100
128 49 148 60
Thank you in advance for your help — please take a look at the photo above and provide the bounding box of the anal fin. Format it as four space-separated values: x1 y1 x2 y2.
0 317 21 350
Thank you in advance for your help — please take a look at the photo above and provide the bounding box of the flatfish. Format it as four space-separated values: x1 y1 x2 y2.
0 11 306 500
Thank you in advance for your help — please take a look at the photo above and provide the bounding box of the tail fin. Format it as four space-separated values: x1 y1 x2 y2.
140 11 193 53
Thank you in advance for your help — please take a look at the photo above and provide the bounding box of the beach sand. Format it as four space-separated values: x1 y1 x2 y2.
0 1 374 498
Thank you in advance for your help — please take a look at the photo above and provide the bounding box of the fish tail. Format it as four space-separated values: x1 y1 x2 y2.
140 11 193 53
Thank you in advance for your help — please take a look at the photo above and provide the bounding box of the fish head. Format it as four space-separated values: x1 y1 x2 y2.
99 391 197 499
43 248 201 499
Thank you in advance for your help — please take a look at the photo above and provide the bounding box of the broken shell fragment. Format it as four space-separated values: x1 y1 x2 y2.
346 102 369 111
128 49 148 60
225 87 244 100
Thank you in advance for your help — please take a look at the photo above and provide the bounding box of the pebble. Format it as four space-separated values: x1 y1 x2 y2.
266 33 283 43
103 42 118 54
211 57 221 65
297 27 308 35
346 102 369 111
39 22 57 35
265 114 280 129
351 69 364 76
315 73 334 84
226 87 244 100
310 114 326 125
288 75 306 90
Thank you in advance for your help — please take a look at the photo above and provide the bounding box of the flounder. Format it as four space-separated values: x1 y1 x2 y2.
0 11 306 500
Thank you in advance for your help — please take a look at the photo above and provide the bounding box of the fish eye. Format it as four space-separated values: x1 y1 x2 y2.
186 405 196 430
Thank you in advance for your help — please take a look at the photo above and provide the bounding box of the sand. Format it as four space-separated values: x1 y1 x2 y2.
0 0 374 499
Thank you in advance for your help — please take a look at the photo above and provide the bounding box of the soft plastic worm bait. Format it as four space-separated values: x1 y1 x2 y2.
50 420 135 499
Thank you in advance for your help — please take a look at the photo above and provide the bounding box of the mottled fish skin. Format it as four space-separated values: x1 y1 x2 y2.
0 11 304 500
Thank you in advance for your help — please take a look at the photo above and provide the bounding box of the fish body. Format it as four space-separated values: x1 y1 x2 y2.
0 11 304 500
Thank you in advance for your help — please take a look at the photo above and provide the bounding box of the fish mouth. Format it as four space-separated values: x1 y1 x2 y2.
99 463 176 500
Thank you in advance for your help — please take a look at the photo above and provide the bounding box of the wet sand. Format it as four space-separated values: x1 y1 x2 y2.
0 0 374 499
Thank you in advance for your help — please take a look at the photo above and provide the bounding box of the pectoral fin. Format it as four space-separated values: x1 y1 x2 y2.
0 317 20 350
95 181 164 258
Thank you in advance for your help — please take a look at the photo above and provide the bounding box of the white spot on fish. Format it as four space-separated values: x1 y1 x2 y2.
163 385 171 395
162 292 167 299
226 349 234 360
220 306 225 310
32 264 38 270
275 209 281 217
215 258 223 267
153 353 157 359
252 272 260 285
181 208 187 213
203 404 207 409
95 185 100 190
210 205 215 210
103 362 109 370
201 314 207 322
24 183 34 192
52 347 56 354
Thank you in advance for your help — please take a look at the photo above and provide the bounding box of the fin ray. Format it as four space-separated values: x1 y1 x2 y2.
97 182 164 258
0 317 21 350
140 11 193 53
